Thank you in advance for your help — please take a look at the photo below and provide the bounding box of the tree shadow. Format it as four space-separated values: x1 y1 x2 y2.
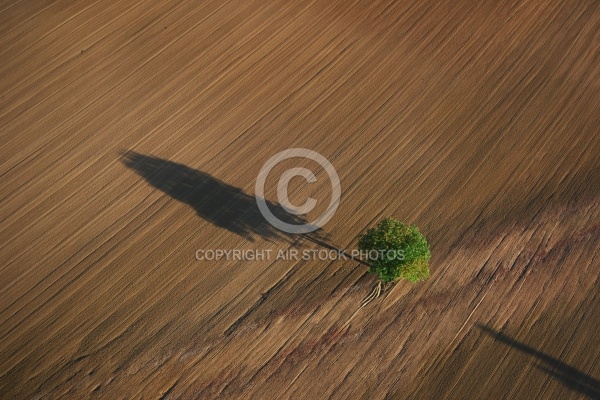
120 151 331 243
477 324 600 399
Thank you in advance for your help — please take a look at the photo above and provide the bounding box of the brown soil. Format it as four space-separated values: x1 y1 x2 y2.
1 0 598 398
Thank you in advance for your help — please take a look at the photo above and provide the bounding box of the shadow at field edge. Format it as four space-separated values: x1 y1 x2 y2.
477 324 600 399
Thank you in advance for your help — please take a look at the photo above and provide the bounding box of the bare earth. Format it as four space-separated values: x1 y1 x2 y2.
1 0 599 398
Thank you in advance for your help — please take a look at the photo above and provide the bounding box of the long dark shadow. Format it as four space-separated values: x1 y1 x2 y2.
477 324 600 399
120 151 328 243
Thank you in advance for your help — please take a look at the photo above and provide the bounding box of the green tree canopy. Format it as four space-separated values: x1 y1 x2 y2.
358 218 430 283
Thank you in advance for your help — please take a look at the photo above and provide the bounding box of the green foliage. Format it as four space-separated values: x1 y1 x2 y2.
357 218 430 283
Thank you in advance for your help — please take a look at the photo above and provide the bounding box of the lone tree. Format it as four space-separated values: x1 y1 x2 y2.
358 218 430 304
